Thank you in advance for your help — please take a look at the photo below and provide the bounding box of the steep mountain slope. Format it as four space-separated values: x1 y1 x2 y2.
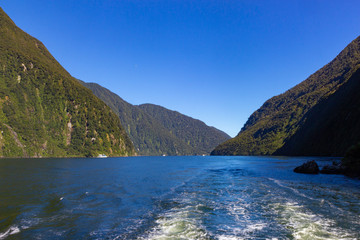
81 82 230 155
212 35 360 156
139 104 231 154
0 8 135 157
275 68 360 156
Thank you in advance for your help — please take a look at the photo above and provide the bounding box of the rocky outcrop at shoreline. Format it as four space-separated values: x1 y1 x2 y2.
319 161 344 175
293 160 319 174
294 159 358 177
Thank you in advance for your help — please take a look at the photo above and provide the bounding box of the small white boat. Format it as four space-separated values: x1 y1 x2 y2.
97 154 108 158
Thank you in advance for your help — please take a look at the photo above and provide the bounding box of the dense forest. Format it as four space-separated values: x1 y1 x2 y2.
0 7 135 157
82 82 230 156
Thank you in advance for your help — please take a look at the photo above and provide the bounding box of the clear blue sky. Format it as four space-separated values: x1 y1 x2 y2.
2 1 360 137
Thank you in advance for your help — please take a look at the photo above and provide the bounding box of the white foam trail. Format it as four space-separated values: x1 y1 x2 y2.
139 204 209 240
217 235 244 240
218 236 278 240
215 221 268 239
269 178 318 201
268 177 350 217
213 194 269 239
215 223 270 240
0 226 20 239
272 202 355 240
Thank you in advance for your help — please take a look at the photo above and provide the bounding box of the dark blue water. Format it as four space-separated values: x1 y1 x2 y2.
0 156 359 239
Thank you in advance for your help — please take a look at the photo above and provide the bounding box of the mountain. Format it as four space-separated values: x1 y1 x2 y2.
139 104 231 154
0 8 135 157
81 82 231 156
274 67 360 156
212 35 360 156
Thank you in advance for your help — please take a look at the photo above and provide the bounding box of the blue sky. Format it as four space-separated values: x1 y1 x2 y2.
2 1 360 137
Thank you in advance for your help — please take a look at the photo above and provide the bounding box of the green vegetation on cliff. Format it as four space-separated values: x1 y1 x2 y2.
139 104 230 154
212 35 360 156
81 82 230 156
274 67 360 156
0 8 135 157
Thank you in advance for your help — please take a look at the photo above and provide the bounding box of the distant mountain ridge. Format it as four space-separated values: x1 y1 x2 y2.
212 35 360 156
81 82 230 156
0 7 135 157
139 103 231 154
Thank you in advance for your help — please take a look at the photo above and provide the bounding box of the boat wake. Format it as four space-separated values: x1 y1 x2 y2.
0 226 21 240
139 200 210 240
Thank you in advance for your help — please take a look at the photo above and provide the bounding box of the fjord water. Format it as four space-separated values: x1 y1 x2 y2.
0 156 359 240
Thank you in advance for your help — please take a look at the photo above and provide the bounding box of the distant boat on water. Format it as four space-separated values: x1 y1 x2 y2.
97 154 108 158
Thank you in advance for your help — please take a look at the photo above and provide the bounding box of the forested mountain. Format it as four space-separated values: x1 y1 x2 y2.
81 82 230 156
212 35 360 156
139 104 231 154
274 67 360 156
0 8 135 157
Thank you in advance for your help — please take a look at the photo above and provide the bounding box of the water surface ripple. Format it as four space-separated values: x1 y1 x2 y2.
0 156 359 239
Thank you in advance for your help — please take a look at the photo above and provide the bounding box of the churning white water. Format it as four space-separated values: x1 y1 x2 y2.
0 156 359 239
